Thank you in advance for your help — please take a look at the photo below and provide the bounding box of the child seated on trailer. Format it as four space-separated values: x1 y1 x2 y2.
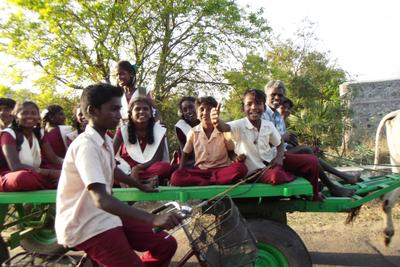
211 89 355 200
0 98 16 130
265 80 360 185
0 101 60 191
55 83 181 267
113 97 174 186
66 105 88 146
41 105 73 168
174 96 200 166
170 96 248 186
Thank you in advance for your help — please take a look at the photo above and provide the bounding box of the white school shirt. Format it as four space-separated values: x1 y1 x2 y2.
1 128 41 168
55 125 121 247
228 118 281 175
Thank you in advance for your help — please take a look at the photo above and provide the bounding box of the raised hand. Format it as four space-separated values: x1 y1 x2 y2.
211 102 221 127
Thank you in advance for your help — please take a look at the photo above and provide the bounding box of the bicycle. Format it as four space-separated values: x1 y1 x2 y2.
152 196 258 267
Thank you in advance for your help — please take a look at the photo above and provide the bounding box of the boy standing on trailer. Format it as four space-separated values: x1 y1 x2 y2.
55 83 181 267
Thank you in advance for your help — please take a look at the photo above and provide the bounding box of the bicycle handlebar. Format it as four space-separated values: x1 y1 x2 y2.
151 201 193 234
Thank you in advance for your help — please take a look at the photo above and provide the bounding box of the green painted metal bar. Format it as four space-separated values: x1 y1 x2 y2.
276 174 400 212
0 174 399 215
0 178 313 204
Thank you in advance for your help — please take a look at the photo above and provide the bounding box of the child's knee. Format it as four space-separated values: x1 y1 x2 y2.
6 170 40 191
170 170 185 186
233 162 248 176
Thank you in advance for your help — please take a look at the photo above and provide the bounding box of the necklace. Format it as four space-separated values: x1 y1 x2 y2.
137 133 146 145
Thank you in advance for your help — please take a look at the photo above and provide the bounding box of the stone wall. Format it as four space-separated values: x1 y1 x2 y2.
340 79 400 149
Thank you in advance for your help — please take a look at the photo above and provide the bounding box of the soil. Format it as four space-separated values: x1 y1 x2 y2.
170 200 400 267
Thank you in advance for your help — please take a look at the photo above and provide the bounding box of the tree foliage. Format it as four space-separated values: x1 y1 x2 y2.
1 0 269 101
224 27 348 151
1 0 270 152
0 84 78 124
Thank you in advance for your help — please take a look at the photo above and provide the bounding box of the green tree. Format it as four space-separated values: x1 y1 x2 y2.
223 54 269 119
1 0 270 151
1 0 269 100
0 85 79 125
224 26 348 152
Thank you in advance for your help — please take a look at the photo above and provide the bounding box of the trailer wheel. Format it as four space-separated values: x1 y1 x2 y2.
248 219 312 267
20 228 67 255
0 236 9 264
18 204 66 256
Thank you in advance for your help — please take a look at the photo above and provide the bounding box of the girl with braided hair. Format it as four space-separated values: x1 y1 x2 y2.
41 104 73 168
0 101 60 191
113 97 174 186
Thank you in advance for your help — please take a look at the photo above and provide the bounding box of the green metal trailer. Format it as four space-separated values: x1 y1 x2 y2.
1 174 400 266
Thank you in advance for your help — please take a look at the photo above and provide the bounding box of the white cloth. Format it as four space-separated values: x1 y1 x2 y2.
66 130 78 145
175 119 192 136
228 118 281 174
119 121 169 164
55 125 121 247
120 87 151 120
58 125 73 148
1 128 41 168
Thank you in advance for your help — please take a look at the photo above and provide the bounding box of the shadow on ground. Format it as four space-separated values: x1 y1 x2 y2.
310 251 400 267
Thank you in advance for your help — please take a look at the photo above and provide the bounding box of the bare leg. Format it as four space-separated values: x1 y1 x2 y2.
288 145 360 184
318 166 355 197
319 159 361 184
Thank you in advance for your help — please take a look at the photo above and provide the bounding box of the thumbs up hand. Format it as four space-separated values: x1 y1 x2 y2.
211 103 221 127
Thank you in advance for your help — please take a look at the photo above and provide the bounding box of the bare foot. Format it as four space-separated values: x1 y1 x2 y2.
313 192 325 202
329 186 356 197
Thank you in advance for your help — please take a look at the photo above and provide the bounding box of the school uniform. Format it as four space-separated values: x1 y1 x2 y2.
66 130 78 147
174 119 196 164
41 125 73 169
0 129 57 191
175 119 193 141
55 125 176 267
116 122 173 182
228 117 320 199
170 125 247 186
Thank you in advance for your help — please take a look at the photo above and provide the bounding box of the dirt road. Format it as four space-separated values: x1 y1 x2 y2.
288 201 400 267
170 200 400 267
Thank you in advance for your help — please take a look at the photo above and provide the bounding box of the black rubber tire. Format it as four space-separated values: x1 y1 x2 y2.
19 204 67 256
20 236 67 255
0 235 10 264
248 219 312 267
